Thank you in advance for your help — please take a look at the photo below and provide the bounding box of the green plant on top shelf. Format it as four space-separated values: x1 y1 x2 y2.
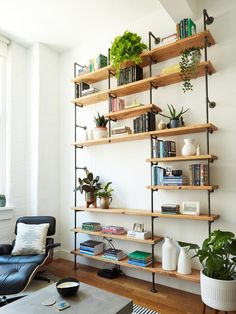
94 112 108 128
110 31 147 79
179 46 202 92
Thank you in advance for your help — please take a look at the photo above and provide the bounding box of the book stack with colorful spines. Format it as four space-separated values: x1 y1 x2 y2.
109 97 125 112
176 18 196 40
82 222 102 232
80 240 104 256
133 112 156 133
153 139 176 158
128 251 152 267
189 164 209 186
103 248 127 261
102 226 126 235
163 175 188 186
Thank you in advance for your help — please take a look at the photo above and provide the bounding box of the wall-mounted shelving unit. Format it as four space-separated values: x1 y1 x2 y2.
71 9 218 293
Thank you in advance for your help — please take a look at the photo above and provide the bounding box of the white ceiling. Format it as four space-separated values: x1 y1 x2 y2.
0 0 162 53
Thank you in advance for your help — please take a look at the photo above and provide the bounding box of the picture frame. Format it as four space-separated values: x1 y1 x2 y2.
181 201 200 216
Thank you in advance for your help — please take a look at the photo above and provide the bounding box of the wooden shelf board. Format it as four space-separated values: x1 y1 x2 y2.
72 66 113 84
72 227 162 245
71 61 215 106
147 185 219 191
105 104 161 121
74 123 217 147
146 154 217 163
149 123 217 137
72 207 219 221
71 249 200 282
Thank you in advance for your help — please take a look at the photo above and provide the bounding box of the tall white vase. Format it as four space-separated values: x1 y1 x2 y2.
181 138 196 156
162 237 177 271
177 247 192 274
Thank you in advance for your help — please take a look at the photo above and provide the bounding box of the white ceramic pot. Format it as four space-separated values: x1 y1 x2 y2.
177 247 192 275
181 138 196 156
93 127 108 139
162 237 177 271
201 271 236 311
158 119 166 130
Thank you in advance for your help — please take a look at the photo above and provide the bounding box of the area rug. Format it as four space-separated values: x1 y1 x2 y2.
132 303 159 314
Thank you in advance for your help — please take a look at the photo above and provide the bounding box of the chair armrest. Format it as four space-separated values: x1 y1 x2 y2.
46 243 61 250
0 244 13 255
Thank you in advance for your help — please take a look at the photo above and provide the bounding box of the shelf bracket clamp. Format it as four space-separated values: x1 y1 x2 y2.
76 145 84 149
76 124 87 130
76 103 84 108
208 99 216 109
150 82 158 90
109 117 117 122
203 9 214 26
148 31 161 50
76 166 87 171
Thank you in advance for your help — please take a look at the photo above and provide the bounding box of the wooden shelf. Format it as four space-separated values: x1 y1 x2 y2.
71 61 215 106
74 123 217 147
105 104 161 121
147 154 217 163
147 185 219 191
72 207 219 222
72 227 163 245
71 31 215 85
71 249 200 283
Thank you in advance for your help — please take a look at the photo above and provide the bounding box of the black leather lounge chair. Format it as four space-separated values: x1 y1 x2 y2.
0 216 60 305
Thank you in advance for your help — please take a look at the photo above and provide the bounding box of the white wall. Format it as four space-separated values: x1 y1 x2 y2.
59 0 236 294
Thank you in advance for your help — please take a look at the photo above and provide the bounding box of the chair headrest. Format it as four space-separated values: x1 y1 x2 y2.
15 216 56 236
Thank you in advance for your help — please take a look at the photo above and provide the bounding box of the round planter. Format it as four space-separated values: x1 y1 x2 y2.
201 271 236 311
181 138 196 156
94 127 108 139
100 196 112 209
0 199 6 207
167 119 180 129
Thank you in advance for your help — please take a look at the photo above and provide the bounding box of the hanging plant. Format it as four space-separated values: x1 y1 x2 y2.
179 47 202 92
110 31 147 79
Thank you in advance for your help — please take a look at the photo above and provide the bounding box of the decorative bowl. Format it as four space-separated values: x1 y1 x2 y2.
56 278 80 297
172 170 182 177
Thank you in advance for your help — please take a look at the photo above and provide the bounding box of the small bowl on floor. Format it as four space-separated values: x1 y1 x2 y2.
56 278 80 297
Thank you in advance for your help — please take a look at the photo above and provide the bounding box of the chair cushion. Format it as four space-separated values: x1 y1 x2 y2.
11 223 49 255
0 254 46 265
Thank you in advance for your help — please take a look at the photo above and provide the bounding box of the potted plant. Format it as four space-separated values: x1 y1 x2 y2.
110 30 147 79
179 46 202 92
75 169 101 208
179 230 236 311
95 182 113 209
158 104 189 128
0 195 6 207
94 112 108 139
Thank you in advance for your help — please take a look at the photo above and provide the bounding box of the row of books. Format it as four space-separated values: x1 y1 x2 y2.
153 139 176 158
176 18 196 40
161 204 180 214
117 65 143 86
189 164 209 186
111 126 132 136
109 97 125 112
128 251 152 267
133 112 156 133
77 54 108 76
163 175 188 186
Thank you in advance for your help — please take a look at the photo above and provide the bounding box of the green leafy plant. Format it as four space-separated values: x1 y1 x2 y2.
179 230 236 280
0 195 6 200
95 182 113 198
159 104 189 120
110 31 147 79
94 112 108 128
75 169 101 194
179 46 201 92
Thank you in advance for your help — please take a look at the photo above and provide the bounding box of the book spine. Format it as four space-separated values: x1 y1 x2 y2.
176 23 180 40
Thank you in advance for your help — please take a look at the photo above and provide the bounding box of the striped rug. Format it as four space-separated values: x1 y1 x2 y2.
132 303 159 314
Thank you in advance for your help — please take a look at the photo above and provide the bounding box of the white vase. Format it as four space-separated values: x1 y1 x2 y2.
177 247 192 275
93 127 108 139
181 138 196 156
162 237 177 271
201 271 236 311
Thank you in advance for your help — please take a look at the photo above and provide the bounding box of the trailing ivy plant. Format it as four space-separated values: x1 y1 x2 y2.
110 31 147 79
179 46 201 92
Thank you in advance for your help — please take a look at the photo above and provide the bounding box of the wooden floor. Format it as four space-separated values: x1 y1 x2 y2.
47 259 236 314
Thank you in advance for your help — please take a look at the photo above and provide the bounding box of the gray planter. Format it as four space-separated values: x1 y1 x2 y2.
167 119 180 128
0 199 6 207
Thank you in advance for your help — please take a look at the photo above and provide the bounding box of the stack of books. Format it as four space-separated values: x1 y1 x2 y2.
109 98 125 112
80 240 104 256
163 175 188 186
151 166 165 185
128 251 152 267
153 139 176 158
102 226 126 235
82 222 102 232
102 248 127 261
117 65 143 86
133 112 156 133
127 230 152 240
111 126 132 137
161 204 180 214
189 164 209 186
81 87 100 97
176 18 196 40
